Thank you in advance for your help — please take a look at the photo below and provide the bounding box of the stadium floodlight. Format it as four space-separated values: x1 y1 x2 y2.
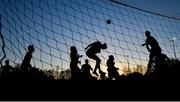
168 37 177 59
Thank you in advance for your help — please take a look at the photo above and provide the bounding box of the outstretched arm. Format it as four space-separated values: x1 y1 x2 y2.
142 43 146 46
78 54 83 58
85 43 93 50
142 39 151 52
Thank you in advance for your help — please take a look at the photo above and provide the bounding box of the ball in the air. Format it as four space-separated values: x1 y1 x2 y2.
106 19 111 24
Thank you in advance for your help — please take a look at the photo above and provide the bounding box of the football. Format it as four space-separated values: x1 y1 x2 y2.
106 19 111 24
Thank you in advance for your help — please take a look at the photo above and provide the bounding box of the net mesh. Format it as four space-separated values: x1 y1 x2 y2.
113 0 180 20
0 0 180 75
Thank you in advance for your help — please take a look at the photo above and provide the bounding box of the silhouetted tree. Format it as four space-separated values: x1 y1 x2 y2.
163 58 180 80
155 53 169 73
125 72 144 80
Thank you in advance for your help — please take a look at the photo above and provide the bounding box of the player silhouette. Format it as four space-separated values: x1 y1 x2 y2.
85 41 107 76
21 45 35 71
142 31 162 74
1 60 13 78
70 46 82 80
106 55 119 80
81 59 93 80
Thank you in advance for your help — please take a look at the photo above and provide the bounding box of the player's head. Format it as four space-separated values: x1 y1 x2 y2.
145 31 151 37
102 43 107 49
109 55 114 60
28 45 35 53
5 60 9 65
70 46 76 50
70 46 77 53
85 59 89 64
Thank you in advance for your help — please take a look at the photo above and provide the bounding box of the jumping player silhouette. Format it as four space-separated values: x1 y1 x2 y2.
85 41 107 76
142 31 162 75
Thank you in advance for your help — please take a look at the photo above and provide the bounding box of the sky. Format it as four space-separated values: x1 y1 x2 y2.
119 0 180 20
0 0 180 75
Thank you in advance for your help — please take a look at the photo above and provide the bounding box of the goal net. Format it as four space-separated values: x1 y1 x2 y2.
0 0 180 76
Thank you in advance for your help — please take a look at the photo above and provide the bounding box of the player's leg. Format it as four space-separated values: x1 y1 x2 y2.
93 55 101 75
147 52 154 74
86 53 101 76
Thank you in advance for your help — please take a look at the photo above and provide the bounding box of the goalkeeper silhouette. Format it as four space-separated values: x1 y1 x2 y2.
142 31 162 74
85 41 107 76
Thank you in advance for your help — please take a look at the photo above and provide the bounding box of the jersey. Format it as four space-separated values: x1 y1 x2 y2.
86 41 102 54
146 36 161 53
